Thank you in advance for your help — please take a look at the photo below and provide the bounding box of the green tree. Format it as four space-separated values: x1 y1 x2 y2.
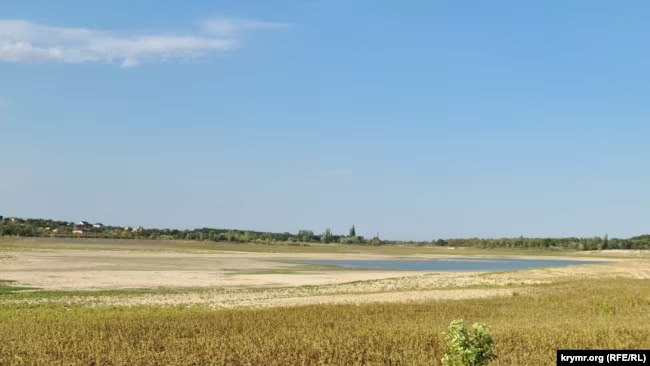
349 225 356 237
442 320 496 366
298 230 314 242
322 228 333 243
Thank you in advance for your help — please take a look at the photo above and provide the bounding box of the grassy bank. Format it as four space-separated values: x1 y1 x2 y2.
1 278 648 365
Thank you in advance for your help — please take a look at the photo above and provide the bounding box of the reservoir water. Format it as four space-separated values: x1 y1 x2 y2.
299 258 603 271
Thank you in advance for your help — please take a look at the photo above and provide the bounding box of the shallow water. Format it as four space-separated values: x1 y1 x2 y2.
299 258 603 271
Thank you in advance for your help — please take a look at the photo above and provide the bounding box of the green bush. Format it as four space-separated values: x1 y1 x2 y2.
442 320 496 366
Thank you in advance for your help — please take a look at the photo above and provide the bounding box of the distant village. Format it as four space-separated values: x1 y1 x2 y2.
71 221 145 236
2 214 650 250
0 215 145 237
0 215 371 244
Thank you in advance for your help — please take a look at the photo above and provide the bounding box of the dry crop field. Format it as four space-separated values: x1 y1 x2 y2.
1 238 649 365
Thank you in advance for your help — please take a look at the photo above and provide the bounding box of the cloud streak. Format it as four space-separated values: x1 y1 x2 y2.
199 18 291 35
0 18 288 68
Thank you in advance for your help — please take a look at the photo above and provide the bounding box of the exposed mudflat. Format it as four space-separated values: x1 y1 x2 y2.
1 242 647 308
0 250 431 289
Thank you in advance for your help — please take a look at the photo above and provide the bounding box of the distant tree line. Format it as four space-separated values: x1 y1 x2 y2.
0 217 367 244
1 216 649 250
424 234 649 250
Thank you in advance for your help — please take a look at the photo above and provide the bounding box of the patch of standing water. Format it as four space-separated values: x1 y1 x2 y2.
297 258 604 271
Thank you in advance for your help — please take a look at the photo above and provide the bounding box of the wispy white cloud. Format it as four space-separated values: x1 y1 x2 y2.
0 18 288 68
199 18 291 35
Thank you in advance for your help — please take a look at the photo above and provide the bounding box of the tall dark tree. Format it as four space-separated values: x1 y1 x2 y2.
322 228 333 243
349 225 356 237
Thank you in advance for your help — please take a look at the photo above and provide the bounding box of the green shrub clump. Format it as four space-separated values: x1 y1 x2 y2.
442 320 496 366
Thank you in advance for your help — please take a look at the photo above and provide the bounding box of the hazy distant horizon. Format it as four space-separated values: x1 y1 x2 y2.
2 1 649 241
0 212 641 242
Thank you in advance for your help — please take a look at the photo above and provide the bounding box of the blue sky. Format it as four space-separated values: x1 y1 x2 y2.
1 1 649 240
